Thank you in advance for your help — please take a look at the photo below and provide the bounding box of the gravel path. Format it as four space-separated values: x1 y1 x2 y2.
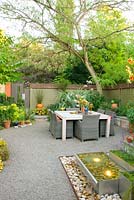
0 120 127 200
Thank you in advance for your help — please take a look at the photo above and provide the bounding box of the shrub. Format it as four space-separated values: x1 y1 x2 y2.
127 107 134 124
0 158 4 172
48 90 105 111
33 107 48 116
116 105 127 116
0 145 9 161
0 139 9 161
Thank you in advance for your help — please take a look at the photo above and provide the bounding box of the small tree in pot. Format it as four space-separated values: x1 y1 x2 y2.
35 90 44 109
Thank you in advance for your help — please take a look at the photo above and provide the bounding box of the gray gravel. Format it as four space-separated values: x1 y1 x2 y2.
0 120 127 200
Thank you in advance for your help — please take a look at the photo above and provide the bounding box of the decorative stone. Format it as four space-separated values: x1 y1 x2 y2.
60 156 122 200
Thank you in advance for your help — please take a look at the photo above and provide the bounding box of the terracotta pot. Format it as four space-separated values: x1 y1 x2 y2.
3 120 11 129
36 103 44 109
111 103 118 109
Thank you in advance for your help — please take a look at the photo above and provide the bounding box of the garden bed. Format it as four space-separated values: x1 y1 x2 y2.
109 149 134 172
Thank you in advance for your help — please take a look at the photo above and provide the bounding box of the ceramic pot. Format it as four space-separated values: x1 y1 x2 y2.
111 103 118 109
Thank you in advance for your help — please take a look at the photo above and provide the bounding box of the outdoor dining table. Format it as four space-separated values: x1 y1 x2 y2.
55 110 111 141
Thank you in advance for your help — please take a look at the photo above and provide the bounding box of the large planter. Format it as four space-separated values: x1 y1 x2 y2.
3 120 11 129
119 174 134 200
75 152 120 195
108 151 134 172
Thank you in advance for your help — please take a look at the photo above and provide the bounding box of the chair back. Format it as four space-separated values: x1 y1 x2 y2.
97 109 105 114
82 114 100 127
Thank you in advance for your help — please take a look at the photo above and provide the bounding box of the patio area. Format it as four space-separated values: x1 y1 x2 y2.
0 120 127 200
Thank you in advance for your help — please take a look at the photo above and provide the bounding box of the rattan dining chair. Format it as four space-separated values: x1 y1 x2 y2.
74 114 100 141
97 109 105 114
49 112 74 139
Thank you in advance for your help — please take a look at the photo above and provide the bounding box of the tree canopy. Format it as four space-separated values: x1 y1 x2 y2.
0 0 134 93
0 29 21 84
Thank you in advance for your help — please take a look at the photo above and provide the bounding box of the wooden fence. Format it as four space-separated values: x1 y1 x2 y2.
11 83 134 109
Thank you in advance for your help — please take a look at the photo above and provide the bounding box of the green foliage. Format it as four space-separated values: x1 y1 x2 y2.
116 105 127 116
25 109 35 121
0 103 26 124
47 103 61 112
1 1 133 93
0 93 15 106
15 35 68 83
0 93 6 105
35 90 44 104
0 29 22 84
86 7 129 86
111 150 134 166
54 77 71 91
122 171 134 182
127 107 134 123
99 101 111 110
55 0 74 45
63 55 89 84
48 90 105 111
58 91 76 108
0 139 9 161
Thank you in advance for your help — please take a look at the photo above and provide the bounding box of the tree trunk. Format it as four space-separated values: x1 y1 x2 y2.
84 52 103 95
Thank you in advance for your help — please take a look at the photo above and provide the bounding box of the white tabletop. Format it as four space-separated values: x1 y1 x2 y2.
55 111 83 120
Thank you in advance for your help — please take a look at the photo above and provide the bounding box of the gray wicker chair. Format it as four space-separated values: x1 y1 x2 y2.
105 110 116 136
49 110 53 133
74 114 100 141
97 109 105 114
50 112 73 139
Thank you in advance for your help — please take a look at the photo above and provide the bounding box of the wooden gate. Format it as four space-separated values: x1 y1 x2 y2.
11 83 30 109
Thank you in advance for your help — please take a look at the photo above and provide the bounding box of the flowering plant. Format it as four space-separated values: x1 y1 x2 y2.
0 105 13 122
126 135 134 143
126 58 134 83
75 95 89 107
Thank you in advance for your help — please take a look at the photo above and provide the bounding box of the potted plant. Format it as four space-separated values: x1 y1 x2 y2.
18 108 26 126
127 107 134 133
111 99 118 109
0 105 12 128
35 90 44 109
